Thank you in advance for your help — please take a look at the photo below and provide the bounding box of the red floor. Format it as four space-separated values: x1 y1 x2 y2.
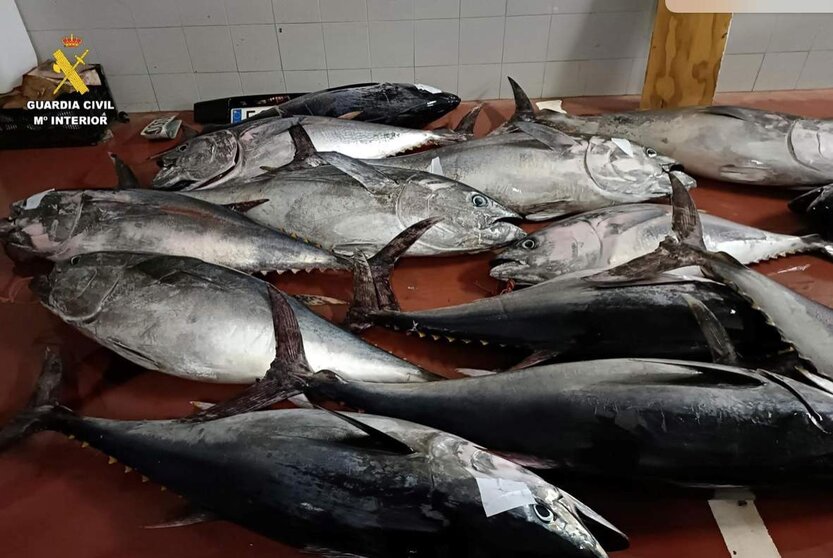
2 90 833 557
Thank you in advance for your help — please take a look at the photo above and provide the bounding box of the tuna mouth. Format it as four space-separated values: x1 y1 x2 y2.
0 219 13 239
28 274 52 300
488 257 525 280
484 221 525 245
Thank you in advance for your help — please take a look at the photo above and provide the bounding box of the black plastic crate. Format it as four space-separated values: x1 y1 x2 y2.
0 64 118 150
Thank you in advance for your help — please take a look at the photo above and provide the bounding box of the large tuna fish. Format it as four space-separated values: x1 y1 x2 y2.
345 258 781 367
153 115 464 190
0 350 617 558
490 203 833 284
230 82 460 129
526 101 833 186
594 175 833 394
30 248 435 384
1 188 346 274
297 358 833 487
185 146 524 257
369 118 695 220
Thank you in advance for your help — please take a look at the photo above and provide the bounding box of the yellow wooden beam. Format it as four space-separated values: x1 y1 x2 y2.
641 1 732 109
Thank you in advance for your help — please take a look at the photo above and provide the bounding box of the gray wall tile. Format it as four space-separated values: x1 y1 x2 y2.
240 70 287 93
369 20 414 67
184 26 238 72
460 17 504 64
323 22 370 68
716 53 763 92
277 23 327 69
754 51 808 91
231 25 282 72
284 69 329 90
139 28 193 74
415 19 459 66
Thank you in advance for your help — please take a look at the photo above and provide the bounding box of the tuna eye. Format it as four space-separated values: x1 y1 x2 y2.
533 504 554 523
70 256 80 265
645 147 658 158
520 238 537 250
177 144 188 152
471 194 488 208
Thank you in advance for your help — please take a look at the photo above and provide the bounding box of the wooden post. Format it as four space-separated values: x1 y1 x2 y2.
640 1 732 109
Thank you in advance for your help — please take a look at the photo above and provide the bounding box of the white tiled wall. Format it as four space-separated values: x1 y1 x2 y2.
19 1 833 110
718 13 833 92
17 0 656 110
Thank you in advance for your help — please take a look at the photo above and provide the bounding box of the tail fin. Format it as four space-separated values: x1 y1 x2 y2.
0 347 65 450
454 104 483 135
587 175 716 283
108 152 141 190
345 217 442 331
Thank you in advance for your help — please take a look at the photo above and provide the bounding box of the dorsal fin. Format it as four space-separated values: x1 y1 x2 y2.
279 123 326 171
318 152 398 194
507 77 535 120
108 152 140 190
316 405 415 455
454 104 483 134
515 121 578 151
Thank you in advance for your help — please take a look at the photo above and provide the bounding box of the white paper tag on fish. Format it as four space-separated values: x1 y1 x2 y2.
535 100 567 114
474 477 536 517
23 189 54 209
611 138 634 157
415 83 442 94
428 156 444 176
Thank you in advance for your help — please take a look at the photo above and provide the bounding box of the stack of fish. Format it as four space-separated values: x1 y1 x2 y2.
4 77 833 558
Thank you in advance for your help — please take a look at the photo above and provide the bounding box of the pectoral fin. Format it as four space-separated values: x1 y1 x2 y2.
182 288 308 422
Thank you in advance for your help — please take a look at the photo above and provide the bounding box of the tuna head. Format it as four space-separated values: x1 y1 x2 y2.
431 435 610 557
3 190 84 260
30 253 135 323
585 137 696 201
491 217 603 283
385 83 461 127
395 172 525 254
152 129 238 190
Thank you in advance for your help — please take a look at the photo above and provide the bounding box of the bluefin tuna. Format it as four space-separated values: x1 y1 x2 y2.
527 101 833 186
185 132 524 256
490 203 833 284
30 245 435 384
593 174 833 394
369 115 695 220
1 188 346 274
297 358 833 487
153 115 464 190
0 349 615 558
226 82 460 129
